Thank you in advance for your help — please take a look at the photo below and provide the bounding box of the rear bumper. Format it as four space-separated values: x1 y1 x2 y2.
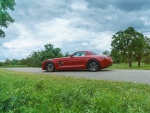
100 59 113 69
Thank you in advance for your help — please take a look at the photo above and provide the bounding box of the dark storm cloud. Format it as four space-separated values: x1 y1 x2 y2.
85 0 150 12
8 0 150 33
12 0 149 33
80 0 150 33
12 0 73 23
114 0 150 12
1 0 150 61
121 19 145 30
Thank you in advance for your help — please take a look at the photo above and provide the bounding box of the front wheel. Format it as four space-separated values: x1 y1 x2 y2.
46 62 55 72
87 60 100 72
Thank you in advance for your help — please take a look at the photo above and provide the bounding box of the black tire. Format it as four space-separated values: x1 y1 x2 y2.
46 62 55 72
87 60 100 72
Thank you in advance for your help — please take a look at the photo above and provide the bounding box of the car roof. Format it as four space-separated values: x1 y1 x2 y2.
74 51 98 55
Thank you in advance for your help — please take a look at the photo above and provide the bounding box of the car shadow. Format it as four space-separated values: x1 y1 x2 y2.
43 69 114 73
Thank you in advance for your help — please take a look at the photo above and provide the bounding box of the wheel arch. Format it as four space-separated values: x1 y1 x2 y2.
86 58 101 69
45 61 55 70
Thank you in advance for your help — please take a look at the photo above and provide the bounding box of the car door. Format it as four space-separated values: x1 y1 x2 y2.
69 51 86 68
57 51 86 70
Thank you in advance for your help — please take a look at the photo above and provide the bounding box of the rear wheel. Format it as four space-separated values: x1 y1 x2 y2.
87 60 100 72
46 62 55 72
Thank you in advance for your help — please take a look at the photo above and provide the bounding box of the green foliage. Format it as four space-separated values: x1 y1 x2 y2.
11 59 19 65
0 62 4 66
142 55 150 64
18 59 26 65
110 48 122 63
0 59 26 67
0 43 67 67
0 68 150 112
62 52 70 57
4 58 11 65
24 44 64 67
111 27 150 67
108 62 150 70
0 0 16 38
102 50 110 55
0 65 26 68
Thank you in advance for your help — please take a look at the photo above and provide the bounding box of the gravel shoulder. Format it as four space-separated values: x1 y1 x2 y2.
3 68 150 84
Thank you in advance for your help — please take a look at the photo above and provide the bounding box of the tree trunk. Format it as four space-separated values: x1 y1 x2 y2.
138 59 141 66
128 57 132 68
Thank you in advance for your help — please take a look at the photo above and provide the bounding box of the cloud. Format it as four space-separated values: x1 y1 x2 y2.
85 0 150 12
1 0 150 61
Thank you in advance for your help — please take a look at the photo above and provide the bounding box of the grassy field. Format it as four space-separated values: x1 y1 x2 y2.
1 62 150 70
0 65 27 68
108 62 150 70
0 68 150 112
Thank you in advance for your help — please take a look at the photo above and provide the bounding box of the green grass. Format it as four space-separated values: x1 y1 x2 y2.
108 62 150 70
0 65 27 68
0 69 150 112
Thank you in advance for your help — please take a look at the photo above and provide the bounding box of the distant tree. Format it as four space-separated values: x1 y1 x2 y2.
11 59 19 65
111 27 147 67
110 48 121 63
18 58 27 65
63 52 70 57
0 0 16 38
102 50 110 55
4 58 11 65
42 44 63 60
142 55 150 64
139 37 150 65
0 62 4 66
134 36 150 66
24 44 64 67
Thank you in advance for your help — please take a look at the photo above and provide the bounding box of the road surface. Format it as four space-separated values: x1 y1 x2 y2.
3 68 150 84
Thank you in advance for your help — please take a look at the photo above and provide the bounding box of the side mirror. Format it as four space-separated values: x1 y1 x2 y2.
70 55 73 58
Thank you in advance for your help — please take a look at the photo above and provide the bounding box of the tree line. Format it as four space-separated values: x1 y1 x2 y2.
23 44 69 67
0 44 69 67
1 1 150 68
103 27 150 67
1 27 150 68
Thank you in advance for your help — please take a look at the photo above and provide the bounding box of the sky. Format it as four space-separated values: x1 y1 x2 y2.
1 0 150 61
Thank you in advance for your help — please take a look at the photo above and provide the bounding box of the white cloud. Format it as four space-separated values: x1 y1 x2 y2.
1 0 150 61
71 0 88 10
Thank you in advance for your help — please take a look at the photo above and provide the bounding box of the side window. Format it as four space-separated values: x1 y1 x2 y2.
73 52 85 57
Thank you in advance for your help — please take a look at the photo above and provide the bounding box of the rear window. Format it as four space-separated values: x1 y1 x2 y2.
90 51 99 55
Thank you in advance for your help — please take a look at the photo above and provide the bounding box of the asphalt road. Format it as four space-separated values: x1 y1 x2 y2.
3 68 150 84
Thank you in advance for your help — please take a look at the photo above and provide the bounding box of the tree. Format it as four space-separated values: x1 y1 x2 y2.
11 59 19 65
0 0 16 38
142 54 150 64
111 27 147 67
42 44 63 60
18 58 26 65
4 58 11 65
102 50 110 55
110 48 121 63
0 62 4 66
133 36 150 66
24 44 64 67
63 52 70 57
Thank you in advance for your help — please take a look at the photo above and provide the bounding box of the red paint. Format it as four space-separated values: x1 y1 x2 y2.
42 51 113 71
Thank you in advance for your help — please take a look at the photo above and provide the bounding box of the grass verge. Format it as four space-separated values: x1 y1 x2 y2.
0 68 150 112
0 65 27 68
108 62 150 70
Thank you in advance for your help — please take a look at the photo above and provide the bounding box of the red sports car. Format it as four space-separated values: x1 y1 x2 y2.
42 51 113 72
